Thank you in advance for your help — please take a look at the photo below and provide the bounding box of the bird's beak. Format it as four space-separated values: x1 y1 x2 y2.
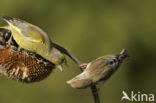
58 65 63 71
57 58 68 71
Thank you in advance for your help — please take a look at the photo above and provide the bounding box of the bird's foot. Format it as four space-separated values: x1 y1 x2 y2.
6 34 13 46
17 46 22 52
79 63 88 70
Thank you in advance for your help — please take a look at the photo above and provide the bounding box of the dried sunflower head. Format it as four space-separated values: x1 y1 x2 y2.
0 28 55 83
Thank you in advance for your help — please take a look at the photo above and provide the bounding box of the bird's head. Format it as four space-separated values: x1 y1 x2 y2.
49 47 67 71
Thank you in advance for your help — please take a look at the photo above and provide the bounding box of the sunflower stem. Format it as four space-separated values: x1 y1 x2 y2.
53 43 100 103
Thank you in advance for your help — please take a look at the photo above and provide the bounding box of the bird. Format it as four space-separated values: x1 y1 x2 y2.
67 49 129 89
0 28 55 82
0 16 66 71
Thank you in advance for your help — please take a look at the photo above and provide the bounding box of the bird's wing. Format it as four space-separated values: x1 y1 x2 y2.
23 26 44 43
0 16 44 43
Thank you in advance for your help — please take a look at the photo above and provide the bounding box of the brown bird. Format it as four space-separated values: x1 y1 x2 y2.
67 49 129 89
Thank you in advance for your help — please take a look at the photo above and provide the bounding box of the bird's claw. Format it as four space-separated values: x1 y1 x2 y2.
6 34 13 46
78 63 88 70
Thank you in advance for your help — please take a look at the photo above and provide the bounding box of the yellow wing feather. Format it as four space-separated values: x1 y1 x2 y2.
9 22 44 43
27 26 44 43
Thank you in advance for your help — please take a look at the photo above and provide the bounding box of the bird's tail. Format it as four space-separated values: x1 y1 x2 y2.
118 49 129 61
0 25 9 29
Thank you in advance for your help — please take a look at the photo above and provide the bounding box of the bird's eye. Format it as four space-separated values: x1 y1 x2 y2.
109 61 114 65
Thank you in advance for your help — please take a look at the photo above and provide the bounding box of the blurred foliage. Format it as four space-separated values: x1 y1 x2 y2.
0 0 156 103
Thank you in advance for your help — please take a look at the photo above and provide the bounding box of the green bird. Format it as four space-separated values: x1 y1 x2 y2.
0 16 66 70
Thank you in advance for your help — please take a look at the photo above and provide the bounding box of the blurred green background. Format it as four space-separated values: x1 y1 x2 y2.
0 0 156 103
